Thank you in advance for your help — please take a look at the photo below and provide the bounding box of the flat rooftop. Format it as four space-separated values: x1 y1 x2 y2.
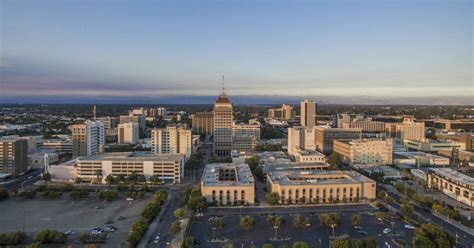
268 170 374 186
263 162 330 174
394 151 447 160
429 168 474 187
79 152 184 162
202 163 255 187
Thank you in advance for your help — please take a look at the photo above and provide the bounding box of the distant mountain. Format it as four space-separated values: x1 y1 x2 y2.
1 95 473 105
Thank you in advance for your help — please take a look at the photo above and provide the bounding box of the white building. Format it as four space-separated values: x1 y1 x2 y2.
70 120 105 158
117 122 139 144
293 150 326 163
151 125 192 158
29 151 59 169
333 139 393 165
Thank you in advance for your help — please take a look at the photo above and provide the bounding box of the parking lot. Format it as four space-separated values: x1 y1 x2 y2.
189 207 415 247
0 195 152 247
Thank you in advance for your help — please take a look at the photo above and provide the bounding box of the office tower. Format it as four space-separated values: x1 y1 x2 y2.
71 120 105 158
213 88 233 157
314 126 362 154
117 122 139 144
268 104 295 120
334 138 393 165
100 116 119 131
232 123 261 140
151 125 192 158
119 115 146 131
192 112 214 135
334 113 364 128
385 117 425 143
0 138 28 176
300 100 317 128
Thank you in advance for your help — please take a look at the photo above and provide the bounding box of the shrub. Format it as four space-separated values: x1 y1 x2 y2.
0 231 27 246
170 221 181 236
18 190 36 199
33 229 66 244
98 190 117 201
78 233 107 244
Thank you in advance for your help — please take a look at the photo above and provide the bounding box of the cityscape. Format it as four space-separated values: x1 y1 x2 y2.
1 1 473 248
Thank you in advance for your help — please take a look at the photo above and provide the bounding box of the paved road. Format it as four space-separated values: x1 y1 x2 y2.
1 169 42 191
206 204 376 216
385 191 474 247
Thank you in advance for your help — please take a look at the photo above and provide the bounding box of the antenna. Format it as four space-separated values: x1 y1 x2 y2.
221 75 225 95
93 105 97 121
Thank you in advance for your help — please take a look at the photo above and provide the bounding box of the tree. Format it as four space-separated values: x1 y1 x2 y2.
292 214 310 228
149 175 160 185
328 153 341 168
170 221 181 236
183 236 195 248
262 244 273 248
209 216 225 240
331 239 349 248
375 211 389 223
33 229 66 244
0 231 27 246
393 182 405 193
292 242 309 248
351 213 362 226
105 175 115 185
240 215 256 231
42 173 52 186
75 177 83 184
266 215 285 239
174 208 185 219
94 170 102 184
0 187 9 201
319 212 340 237
401 203 414 217
266 192 280 205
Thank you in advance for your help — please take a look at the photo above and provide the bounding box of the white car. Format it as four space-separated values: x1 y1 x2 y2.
404 224 415 229
64 230 76 235
383 228 391 234
153 234 160 244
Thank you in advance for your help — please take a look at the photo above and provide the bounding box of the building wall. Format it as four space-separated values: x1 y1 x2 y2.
301 100 317 128
428 172 473 206
117 122 139 144
201 184 255 205
192 112 214 135
233 123 261 140
71 121 105 158
315 127 362 154
151 126 192 158
334 139 393 165
213 95 233 157
0 139 29 176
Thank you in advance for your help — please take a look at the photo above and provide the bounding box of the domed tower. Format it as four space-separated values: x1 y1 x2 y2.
213 77 233 157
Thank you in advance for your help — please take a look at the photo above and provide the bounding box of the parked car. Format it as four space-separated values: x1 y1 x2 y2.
95 205 104 210
354 226 363 230
117 216 126 220
104 226 117 232
404 224 415 229
154 234 161 244
64 230 76 235
383 228 391 234
358 230 368 235
91 228 104 235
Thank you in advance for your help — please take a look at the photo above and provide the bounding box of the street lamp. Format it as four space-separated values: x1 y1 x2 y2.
212 227 217 240
331 224 336 238
318 238 322 248
390 221 395 233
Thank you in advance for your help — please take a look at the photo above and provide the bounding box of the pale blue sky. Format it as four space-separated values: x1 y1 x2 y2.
0 0 472 97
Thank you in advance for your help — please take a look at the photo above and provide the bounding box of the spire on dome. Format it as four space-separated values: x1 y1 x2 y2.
221 75 226 95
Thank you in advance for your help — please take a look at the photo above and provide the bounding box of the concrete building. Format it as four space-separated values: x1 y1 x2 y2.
0 138 29 176
428 168 474 206
117 122 139 144
29 151 59 169
287 126 318 156
41 140 72 154
233 123 261 140
385 117 425 142
192 112 214 135
314 126 362 154
77 152 185 184
262 162 330 176
334 114 364 128
333 138 393 165
213 89 233 157
119 115 146 131
71 120 105 158
268 104 295 120
151 125 192 158
393 152 450 167
100 116 119 132
266 170 376 204
437 133 472 151
232 135 257 154
293 150 326 163
351 120 386 133
433 119 474 132
201 163 255 205
404 139 466 152
300 100 317 128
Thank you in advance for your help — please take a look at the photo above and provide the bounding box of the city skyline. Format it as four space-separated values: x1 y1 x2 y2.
1 0 472 101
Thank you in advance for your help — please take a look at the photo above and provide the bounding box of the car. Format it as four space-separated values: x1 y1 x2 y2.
117 216 126 220
91 230 103 235
154 234 161 244
64 230 76 235
104 226 117 232
105 219 114 224
383 228 391 234
126 197 134 201
95 205 104 210
354 226 363 230
358 230 368 235
404 224 415 229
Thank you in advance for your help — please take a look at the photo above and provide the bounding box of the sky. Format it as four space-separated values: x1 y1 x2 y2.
0 0 472 99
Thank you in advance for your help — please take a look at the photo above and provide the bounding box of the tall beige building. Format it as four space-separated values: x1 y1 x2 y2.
300 100 317 128
314 126 362 154
334 138 393 165
0 138 29 176
117 122 139 144
119 115 146 131
71 120 105 158
213 89 233 157
385 117 425 142
287 126 316 155
192 112 214 135
268 104 295 120
151 125 192 158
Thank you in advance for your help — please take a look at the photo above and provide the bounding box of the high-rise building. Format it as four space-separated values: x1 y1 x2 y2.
300 100 317 128
333 138 393 165
192 112 214 135
117 122 139 144
151 125 192 158
213 88 233 157
0 138 29 176
149 107 167 117
287 126 317 156
119 115 146 131
268 104 295 120
385 117 425 142
100 116 119 131
232 123 261 140
71 120 105 158
334 114 364 128
314 126 362 154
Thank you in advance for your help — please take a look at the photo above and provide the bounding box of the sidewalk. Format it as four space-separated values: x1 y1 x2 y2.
137 193 172 248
